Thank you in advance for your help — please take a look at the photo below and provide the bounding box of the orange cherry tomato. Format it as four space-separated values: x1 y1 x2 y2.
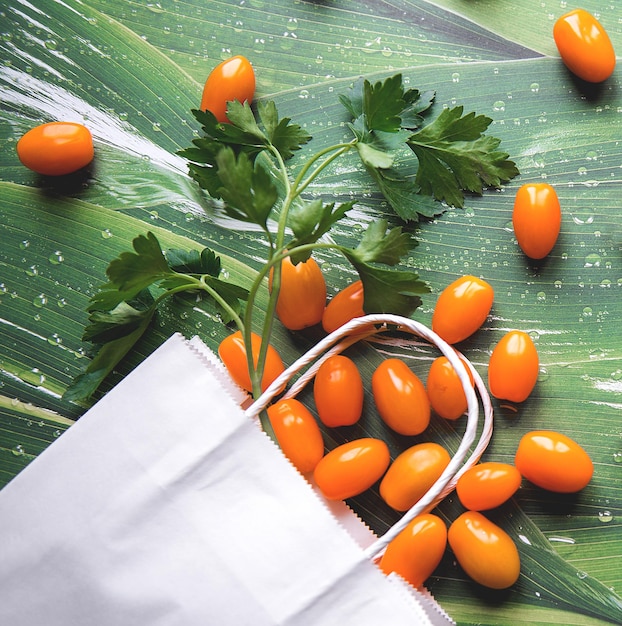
270 255 326 330
379 442 451 512
322 280 365 334
313 355 364 427
448 511 520 589
379 514 447 588
512 183 562 260
372 358 430 436
266 398 324 474
488 330 539 403
432 275 494 345
200 55 256 123
218 330 285 393
313 437 390 500
553 9 616 83
515 430 594 493
16 122 94 176
426 355 474 420
456 462 522 511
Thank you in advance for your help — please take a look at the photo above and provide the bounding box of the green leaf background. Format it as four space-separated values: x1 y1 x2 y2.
1 1 621 624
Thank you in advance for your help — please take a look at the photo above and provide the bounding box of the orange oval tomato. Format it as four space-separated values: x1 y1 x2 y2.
266 398 324 474
379 442 451 512
313 354 364 427
200 55 256 123
515 430 593 493
488 330 539 402
512 183 562 259
448 511 520 589
313 438 390 500
456 462 522 511
426 355 474 420
379 514 447 588
218 330 285 394
432 275 494 345
553 9 616 83
372 359 430 436
16 122 94 176
270 256 326 330
321 279 365 334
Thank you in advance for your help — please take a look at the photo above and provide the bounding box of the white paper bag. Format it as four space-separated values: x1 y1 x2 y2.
0 334 454 625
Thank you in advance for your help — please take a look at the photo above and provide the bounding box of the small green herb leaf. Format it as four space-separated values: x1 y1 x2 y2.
344 219 414 266
215 147 278 228
165 247 221 276
407 105 520 207
289 198 354 254
258 101 311 160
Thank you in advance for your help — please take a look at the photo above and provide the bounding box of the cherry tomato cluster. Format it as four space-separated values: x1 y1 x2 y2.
218 265 595 591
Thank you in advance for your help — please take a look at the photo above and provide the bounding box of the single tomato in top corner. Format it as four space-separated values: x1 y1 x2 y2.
16 121 94 176
553 9 616 83
512 183 561 260
201 55 256 123
432 275 494 345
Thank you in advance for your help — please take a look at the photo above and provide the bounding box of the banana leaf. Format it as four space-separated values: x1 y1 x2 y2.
1 1 621 624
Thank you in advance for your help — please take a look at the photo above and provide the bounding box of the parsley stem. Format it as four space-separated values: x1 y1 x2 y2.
293 141 356 196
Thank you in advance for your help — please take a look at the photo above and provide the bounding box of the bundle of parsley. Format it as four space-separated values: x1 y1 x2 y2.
65 73 518 403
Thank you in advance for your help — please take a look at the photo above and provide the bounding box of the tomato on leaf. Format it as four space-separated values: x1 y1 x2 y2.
218 330 285 393
372 359 430 436
313 355 363 427
426 355 474 420
17 122 94 176
515 430 593 493
488 330 539 402
313 438 390 501
553 9 616 83
267 398 324 474
270 255 326 330
432 275 494 344
448 511 520 590
379 514 447 588
322 280 365 334
201 55 256 123
512 183 561 260
456 462 522 511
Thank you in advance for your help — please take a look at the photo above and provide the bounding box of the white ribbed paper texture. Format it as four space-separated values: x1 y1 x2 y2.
0 334 454 626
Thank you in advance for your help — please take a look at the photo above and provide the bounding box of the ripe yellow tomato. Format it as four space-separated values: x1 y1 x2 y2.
426 355 474 420
456 462 522 511
313 438 390 500
200 55 256 123
379 442 451 512
218 330 285 393
512 183 561 260
313 354 363 427
553 9 616 83
448 511 520 589
488 330 539 402
372 359 430 436
321 279 365 334
16 122 94 176
266 398 324 474
379 514 447 588
270 256 326 330
432 275 494 345
515 430 593 493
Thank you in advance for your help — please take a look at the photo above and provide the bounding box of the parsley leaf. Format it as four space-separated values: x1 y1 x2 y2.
407 106 520 207
65 233 248 402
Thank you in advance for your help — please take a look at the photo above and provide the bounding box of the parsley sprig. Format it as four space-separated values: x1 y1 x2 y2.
65 73 518 405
